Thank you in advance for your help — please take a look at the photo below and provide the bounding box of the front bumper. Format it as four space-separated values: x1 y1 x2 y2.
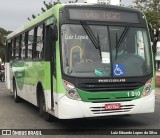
57 90 155 119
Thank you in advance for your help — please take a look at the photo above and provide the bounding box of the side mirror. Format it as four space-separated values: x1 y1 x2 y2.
49 25 58 41
53 25 58 41
148 24 156 54
152 42 156 55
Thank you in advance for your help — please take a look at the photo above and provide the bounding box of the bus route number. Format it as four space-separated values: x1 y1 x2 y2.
127 91 141 97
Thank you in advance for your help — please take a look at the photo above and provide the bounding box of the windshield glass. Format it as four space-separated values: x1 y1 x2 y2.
61 24 152 77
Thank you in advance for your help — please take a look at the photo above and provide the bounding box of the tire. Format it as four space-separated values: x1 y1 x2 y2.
44 112 52 122
13 80 21 103
39 92 45 116
39 91 52 122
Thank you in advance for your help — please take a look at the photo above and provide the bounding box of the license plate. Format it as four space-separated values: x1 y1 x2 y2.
105 103 121 110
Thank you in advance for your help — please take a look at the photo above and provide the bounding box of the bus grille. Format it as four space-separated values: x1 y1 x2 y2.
88 97 135 103
90 104 135 114
77 82 143 92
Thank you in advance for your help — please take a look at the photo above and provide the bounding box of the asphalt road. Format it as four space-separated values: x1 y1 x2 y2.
0 82 160 137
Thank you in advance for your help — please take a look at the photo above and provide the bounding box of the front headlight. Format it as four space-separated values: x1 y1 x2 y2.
63 80 81 101
141 79 152 97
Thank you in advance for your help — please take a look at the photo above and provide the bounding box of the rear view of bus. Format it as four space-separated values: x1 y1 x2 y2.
58 4 155 119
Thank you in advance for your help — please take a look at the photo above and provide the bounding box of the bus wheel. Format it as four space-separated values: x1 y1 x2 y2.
44 112 52 122
39 92 52 122
39 92 45 116
13 80 21 103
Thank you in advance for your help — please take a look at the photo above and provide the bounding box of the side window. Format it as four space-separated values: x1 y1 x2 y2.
21 33 25 59
34 24 44 59
9 40 13 60
28 29 34 44
6 41 12 62
19 35 22 59
15 36 20 59
27 29 34 59
12 39 16 59
25 32 28 58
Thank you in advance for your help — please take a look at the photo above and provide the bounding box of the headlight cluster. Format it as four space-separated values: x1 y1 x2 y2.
142 79 152 97
63 80 81 101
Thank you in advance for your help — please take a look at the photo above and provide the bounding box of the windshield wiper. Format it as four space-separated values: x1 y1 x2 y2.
80 21 102 58
97 33 102 59
115 24 130 61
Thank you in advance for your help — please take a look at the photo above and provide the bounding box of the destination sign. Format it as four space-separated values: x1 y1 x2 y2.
69 9 139 23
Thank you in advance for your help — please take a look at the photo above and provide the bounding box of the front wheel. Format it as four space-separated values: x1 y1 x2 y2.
39 92 52 122
13 80 21 103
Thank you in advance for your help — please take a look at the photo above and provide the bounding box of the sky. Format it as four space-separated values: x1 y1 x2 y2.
0 0 134 31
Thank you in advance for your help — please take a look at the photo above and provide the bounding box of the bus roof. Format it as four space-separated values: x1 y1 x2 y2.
7 3 141 40
7 4 63 40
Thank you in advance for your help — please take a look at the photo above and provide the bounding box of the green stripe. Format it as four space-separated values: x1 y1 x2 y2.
77 87 144 102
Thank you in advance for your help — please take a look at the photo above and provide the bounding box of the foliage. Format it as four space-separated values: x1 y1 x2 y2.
0 27 11 62
134 0 160 41
133 0 160 67
28 0 79 20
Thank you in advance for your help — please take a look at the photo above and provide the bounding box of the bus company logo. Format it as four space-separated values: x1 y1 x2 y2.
88 85 95 88
98 79 126 83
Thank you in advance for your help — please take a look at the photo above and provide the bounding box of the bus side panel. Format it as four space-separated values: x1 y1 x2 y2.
22 61 50 106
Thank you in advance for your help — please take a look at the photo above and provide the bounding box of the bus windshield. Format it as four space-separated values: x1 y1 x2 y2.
61 24 152 77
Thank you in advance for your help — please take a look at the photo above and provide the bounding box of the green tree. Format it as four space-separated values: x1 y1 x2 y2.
134 0 160 69
134 0 160 27
28 0 62 20
0 27 11 62
28 0 79 20
134 0 160 41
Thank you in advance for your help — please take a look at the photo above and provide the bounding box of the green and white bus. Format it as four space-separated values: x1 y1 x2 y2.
5 3 155 121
